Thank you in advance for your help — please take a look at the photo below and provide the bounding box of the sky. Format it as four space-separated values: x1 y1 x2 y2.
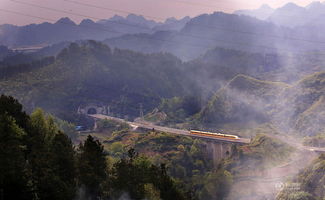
0 0 321 25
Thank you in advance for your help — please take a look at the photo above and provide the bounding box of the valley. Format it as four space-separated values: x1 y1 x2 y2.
1 1 325 200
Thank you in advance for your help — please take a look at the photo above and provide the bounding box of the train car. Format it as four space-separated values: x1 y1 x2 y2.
190 130 239 140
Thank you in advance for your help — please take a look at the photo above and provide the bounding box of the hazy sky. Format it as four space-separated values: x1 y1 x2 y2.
0 0 321 25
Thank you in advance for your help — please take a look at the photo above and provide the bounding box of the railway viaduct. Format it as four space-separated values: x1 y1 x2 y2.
88 114 325 168
89 114 250 168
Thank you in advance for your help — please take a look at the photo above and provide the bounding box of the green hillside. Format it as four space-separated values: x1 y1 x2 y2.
3 41 325 138
195 72 325 137
0 41 194 121
273 72 325 135
195 74 288 127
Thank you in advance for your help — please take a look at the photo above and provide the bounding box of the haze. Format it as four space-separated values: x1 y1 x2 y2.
0 0 320 25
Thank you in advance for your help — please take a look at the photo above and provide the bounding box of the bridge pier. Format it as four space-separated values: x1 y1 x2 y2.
206 141 234 168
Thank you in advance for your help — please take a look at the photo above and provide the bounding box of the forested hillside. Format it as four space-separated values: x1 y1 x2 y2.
3 40 325 137
0 41 195 121
196 74 288 127
196 72 325 136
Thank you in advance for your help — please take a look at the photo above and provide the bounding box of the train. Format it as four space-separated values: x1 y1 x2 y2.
190 130 240 140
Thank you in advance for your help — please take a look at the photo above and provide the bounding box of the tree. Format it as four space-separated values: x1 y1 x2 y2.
111 149 186 200
0 95 29 130
198 169 233 200
29 109 58 145
77 135 107 199
153 163 186 200
26 108 66 200
0 97 78 200
0 114 32 200
49 133 77 200
111 150 148 199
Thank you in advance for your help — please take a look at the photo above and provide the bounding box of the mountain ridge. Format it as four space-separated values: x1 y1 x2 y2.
0 15 191 48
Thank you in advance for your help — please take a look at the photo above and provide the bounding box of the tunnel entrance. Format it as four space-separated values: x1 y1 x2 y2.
78 103 109 115
87 108 97 115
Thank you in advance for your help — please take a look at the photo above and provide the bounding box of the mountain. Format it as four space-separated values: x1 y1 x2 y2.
106 11 325 60
4 9 325 61
195 70 325 136
306 1 325 10
98 14 159 28
153 16 191 31
0 41 195 121
196 74 288 127
268 2 307 27
273 72 325 135
96 14 159 35
234 4 275 20
0 17 120 47
106 12 292 60
235 2 325 28
0 42 287 122
2 40 325 136
94 15 190 32
0 14 187 48
267 1 325 28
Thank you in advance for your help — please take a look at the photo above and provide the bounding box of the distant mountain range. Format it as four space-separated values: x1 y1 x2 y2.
234 4 275 20
0 14 190 48
234 1 325 27
105 11 325 60
3 2 325 61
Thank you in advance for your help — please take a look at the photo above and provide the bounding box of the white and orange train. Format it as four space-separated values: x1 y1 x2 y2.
190 130 240 140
